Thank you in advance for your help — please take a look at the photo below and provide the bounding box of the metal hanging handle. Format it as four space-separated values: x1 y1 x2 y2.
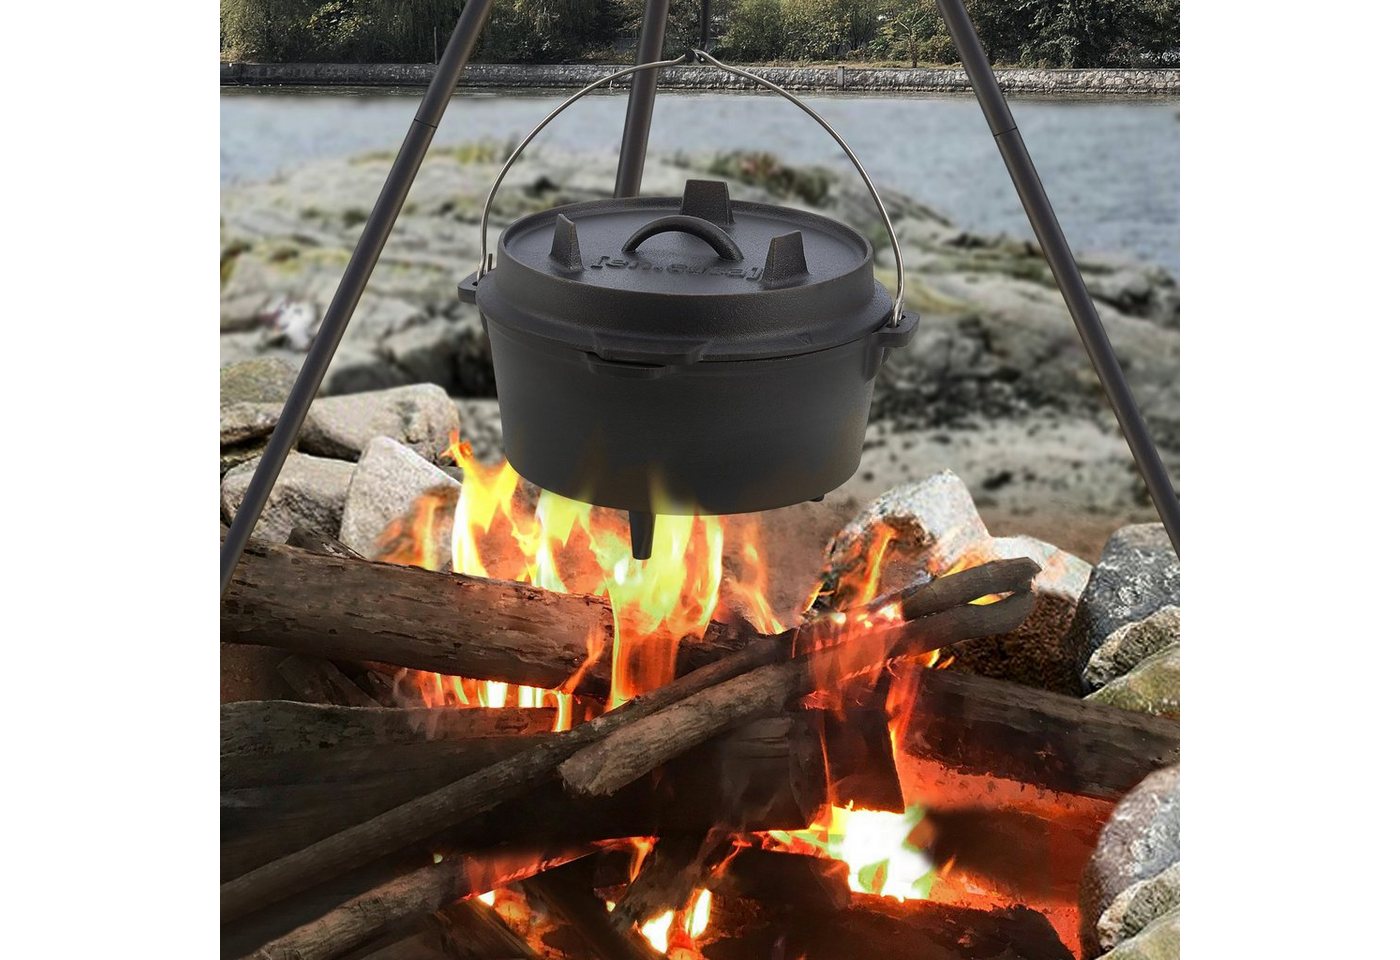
475 49 907 321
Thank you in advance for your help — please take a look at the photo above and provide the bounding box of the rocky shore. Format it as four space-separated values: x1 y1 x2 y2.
219 144 1179 559
220 61 1180 97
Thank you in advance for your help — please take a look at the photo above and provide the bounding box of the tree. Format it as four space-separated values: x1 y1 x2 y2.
878 0 936 67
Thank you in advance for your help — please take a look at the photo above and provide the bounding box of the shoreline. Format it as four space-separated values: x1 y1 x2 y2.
220 61 1179 97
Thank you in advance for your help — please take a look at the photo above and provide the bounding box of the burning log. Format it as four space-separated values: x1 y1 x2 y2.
241 846 594 960
901 667 1180 802
523 857 664 960
221 700 556 758
224 559 1036 929
223 715 825 881
608 834 730 931
701 892 1074 960
428 897 541 960
222 536 756 698
709 849 852 913
557 566 1039 798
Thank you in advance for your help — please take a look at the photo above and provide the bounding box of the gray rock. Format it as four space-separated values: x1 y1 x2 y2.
1081 766 1180 958
220 401 281 446
1086 644 1180 718
300 384 460 461
1084 607 1180 692
1097 862 1180 952
220 356 298 407
1099 908 1179 960
339 436 458 562
813 470 991 613
1066 524 1179 689
453 398 505 463
220 451 354 543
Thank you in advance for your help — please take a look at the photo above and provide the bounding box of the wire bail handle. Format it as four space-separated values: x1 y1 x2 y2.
475 49 907 323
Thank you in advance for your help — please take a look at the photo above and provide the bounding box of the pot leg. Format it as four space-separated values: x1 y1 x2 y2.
628 511 656 561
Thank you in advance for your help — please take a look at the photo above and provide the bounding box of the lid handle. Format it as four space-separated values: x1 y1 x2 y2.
622 215 744 262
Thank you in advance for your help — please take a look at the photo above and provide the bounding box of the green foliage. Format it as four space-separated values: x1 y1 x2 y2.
219 0 1178 68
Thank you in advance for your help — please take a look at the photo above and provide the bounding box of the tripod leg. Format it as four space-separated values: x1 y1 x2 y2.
614 0 671 197
935 0 1181 554
219 0 496 594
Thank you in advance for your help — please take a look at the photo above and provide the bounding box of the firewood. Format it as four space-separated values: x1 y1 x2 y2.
223 716 824 881
522 858 664 960
609 834 730 931
902 667 1180 802
709 848 852 913
428 896 541 960
241 846 594 960
277 654 380 708
223 535 755 698
702 892 1074 960
221 700 556 758
221 560 1033 924
558 589 1037 798
287 525 363 560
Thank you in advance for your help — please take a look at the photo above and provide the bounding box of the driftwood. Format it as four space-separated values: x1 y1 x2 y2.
558 575 1039 798
223 536 754 698
221 700 556 758
223 715 824 881
221 560 1030 923
902 667 1180 802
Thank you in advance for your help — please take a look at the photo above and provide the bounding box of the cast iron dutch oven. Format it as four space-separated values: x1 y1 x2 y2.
460 179 918 558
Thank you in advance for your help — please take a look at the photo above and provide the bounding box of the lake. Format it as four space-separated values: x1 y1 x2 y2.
221 88 1179 274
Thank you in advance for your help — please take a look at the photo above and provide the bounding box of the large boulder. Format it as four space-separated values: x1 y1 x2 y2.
1084 606 1180 692
1086 645 1180 719
1066 524 1179 689
1081 766 1180 958
220 356 297 407
339 436 458 562
220 451 354 543
299 384 460 461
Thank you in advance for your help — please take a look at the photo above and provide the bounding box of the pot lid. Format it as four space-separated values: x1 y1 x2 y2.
461 179 895 365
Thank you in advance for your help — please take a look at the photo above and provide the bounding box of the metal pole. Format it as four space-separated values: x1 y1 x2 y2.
699 0 712 50
935 0 1180 554
613 0 671 197
219 0 496 594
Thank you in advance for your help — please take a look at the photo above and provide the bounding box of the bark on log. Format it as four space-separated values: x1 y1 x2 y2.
559 589 1038 798
223 716 824 881
221 560 1035 924
428 897 541 960
709 849 852 913
223 537 753 699
241 846 594 960
221 700 556 758
902 668 1180 802
702 891 1073 960
278 654 379 708
610 834 728 930
522 858 664 960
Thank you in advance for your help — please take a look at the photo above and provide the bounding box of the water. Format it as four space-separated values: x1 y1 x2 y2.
221 88 1179 274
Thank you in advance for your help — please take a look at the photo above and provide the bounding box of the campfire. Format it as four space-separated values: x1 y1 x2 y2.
221 439 1179 960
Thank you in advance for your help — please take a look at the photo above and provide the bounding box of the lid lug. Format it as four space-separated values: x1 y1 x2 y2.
679 180 734 226
548 214 584 272
761 231 810 286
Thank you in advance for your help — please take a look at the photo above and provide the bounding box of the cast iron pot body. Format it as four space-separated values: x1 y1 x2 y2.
460 180 917 520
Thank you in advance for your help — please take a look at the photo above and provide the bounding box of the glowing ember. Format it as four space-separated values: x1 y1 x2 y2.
765 804 937 901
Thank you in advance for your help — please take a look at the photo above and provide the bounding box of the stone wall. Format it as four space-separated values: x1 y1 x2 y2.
220 62 1179 96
